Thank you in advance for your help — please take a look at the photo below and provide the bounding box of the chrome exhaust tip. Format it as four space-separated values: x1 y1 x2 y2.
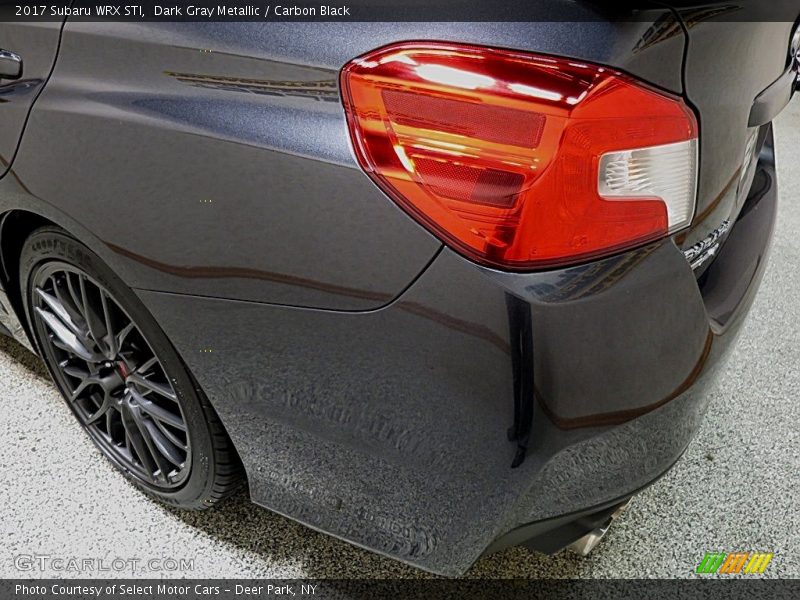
568 498 632 557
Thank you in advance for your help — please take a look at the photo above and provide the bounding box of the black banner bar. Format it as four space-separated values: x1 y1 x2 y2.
4 579 800 600
1 0 800 22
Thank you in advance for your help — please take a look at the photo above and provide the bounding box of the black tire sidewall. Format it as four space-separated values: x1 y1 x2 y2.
20 227 219 509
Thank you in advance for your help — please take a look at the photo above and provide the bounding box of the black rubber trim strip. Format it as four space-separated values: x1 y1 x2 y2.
749 67 796 127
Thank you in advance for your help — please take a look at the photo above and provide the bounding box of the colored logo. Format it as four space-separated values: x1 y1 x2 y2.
696 552 773 574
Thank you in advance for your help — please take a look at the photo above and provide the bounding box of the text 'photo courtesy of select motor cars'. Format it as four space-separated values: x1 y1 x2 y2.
0 1 799 598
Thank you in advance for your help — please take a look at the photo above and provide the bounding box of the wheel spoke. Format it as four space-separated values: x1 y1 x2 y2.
120 403 160 481
35 307 95 361
129 388 185 430
65 273 86 319
127 372 177 402
86 391 112 425
128 402 172 479
79 274 109 352
115 322 135 349
62 362 90 380
135 356 158 375
35 288 85 340
105 408 115 437
54 275 89 333
142 419 184 467
71 374 103 401
152 418 187 451
100 292 118 357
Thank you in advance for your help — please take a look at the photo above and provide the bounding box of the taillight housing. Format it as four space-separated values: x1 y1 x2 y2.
340 42 698 270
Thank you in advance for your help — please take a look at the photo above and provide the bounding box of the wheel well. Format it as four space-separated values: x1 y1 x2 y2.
0 211 57 338
1 210 248 490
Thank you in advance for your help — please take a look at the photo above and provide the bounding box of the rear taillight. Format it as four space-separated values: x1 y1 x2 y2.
340 42 698 270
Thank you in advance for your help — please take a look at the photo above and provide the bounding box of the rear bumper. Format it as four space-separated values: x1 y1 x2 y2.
485 128 778 560
135 130 777 576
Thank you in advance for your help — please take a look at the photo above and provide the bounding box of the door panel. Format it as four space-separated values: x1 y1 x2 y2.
0 22 64 178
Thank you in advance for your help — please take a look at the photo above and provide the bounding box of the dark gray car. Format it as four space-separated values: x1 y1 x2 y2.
0 2 797 575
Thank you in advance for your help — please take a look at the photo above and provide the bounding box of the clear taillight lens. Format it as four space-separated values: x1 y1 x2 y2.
340 42 699 270
598 140 698 233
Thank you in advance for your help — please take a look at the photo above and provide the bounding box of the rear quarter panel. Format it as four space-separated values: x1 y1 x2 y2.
676 14 796 259
2 16 686 309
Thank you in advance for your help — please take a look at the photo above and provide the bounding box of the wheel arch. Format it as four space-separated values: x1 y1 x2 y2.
0 210 57 349
0 208 116 348
0 201 151 349
0 209 248 490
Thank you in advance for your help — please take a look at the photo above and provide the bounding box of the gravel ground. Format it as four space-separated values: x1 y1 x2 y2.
0 99 798 580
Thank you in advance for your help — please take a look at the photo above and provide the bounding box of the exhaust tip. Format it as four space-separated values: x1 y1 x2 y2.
568 498 633 557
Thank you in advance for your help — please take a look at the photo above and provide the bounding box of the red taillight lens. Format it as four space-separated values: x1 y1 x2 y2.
341 42 698 270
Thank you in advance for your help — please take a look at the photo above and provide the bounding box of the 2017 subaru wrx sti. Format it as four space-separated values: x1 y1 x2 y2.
0 3 797 576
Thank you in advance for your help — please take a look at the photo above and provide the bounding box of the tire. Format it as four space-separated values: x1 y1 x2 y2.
19 226 244 509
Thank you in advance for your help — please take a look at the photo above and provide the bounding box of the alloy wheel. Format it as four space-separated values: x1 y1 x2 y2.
30 262 191 489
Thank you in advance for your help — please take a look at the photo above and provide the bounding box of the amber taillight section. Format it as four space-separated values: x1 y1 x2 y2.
340 42 699 270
